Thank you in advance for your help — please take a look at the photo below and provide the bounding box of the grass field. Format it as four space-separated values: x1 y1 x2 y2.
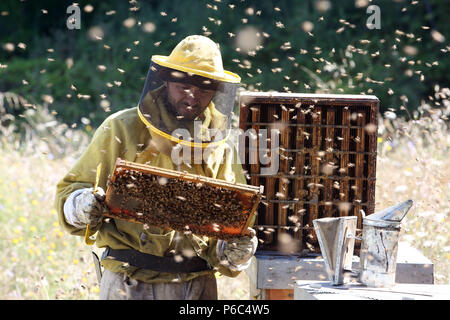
0 107 448 300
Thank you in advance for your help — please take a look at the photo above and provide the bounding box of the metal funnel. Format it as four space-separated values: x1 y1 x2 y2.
313 216 357 285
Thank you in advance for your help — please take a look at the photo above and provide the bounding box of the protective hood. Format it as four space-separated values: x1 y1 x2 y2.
138 35 240 150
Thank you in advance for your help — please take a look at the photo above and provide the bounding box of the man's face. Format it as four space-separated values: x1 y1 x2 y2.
165 81 215 121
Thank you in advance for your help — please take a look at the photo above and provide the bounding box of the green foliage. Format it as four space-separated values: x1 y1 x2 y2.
0 0 448 128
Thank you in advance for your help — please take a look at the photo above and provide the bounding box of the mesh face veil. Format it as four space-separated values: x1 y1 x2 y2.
137 35 241 149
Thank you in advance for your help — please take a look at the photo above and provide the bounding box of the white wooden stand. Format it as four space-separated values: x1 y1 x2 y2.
245 242 434 300
294 281 450 300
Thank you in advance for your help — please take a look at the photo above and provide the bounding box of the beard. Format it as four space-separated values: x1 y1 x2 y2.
163 92 179 117
163 90 205 121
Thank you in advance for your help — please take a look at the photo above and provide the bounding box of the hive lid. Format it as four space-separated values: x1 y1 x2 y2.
239 91 380 101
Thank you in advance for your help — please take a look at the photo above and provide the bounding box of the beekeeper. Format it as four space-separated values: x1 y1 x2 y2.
55 35 258 300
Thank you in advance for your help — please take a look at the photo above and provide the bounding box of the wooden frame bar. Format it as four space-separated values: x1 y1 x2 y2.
104 158 263 239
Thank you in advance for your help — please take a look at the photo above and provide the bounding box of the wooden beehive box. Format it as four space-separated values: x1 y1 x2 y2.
239 92 379 254
104 159 263 239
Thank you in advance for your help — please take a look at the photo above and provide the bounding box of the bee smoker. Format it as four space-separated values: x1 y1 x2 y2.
358 200 413 287
313 200 413 287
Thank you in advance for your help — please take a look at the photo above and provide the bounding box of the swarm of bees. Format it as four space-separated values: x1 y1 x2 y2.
105 166 258 239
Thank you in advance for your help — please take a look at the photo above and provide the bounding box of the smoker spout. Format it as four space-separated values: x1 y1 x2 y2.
366 200 413 223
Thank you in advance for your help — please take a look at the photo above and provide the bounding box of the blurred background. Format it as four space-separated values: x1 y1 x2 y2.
0 0 448 299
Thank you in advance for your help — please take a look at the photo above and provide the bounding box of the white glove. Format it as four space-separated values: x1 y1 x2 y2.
217 228 258 271
63 187 106 228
